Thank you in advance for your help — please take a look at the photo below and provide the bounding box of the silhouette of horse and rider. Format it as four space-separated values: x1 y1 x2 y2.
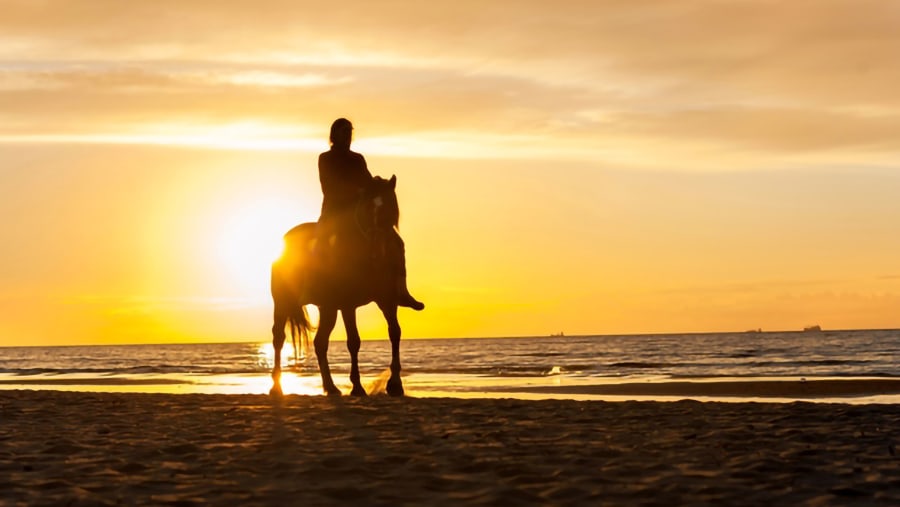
270 118 424 396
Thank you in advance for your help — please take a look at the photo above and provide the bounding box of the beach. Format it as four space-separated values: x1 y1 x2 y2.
2 390 899 506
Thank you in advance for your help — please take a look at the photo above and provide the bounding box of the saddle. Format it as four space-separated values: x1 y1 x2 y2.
303 220 389 301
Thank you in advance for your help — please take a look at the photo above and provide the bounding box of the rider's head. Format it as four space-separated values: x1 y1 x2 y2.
329 118 353 150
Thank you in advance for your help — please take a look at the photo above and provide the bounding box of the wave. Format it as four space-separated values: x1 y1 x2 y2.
726 351 759 359
3 359 882 378
744 359 874 368
0 377 192 386
669 372 900 379
0 365 272 376
508 352 570 358
606 361 669 369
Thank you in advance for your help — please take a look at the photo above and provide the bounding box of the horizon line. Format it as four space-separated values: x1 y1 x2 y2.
2 326 898 348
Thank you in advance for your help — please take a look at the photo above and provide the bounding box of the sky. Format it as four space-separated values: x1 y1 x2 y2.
1 0 899 346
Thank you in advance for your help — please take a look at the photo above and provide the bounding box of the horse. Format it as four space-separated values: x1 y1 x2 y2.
269 175 408 397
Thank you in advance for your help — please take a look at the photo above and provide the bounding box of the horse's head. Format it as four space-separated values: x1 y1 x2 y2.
366 175 400 231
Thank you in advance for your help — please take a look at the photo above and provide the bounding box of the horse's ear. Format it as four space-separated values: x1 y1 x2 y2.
389 175 397 188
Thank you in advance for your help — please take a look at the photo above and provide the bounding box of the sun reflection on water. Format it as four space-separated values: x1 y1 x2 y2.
256 341 300 369
248 342 322 395
214 372 323 396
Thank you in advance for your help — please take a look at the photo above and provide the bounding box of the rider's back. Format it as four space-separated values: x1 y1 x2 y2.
318 149 372 221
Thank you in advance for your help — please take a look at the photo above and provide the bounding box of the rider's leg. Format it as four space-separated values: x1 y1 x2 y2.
309 216 347 304
389 231 424 311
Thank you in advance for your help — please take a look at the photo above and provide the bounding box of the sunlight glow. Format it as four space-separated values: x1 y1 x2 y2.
217 198 299 297
221 71 354 88
252 342 323 395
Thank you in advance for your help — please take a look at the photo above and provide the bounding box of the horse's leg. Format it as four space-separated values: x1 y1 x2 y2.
290 319 299 366
314 306 342 396
270 304 288 396
377 302 404 397
341 308 366 396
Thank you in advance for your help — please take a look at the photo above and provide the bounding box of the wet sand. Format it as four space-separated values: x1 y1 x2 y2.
497 378 900 399
1 390 899 506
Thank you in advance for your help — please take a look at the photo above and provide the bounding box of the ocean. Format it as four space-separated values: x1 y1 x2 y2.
1 330 898 402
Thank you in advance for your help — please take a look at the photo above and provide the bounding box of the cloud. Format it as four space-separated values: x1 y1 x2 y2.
612 107 900 152
2 1 900 167
62 294 264 313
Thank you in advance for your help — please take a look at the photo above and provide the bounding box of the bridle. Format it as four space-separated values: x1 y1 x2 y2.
354 191 387 241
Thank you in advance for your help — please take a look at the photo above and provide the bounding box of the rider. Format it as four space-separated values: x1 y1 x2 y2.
317 118 424 311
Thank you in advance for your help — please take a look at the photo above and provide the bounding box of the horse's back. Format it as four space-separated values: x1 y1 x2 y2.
273 222 316 280
284 222 317 241
275 217 390 309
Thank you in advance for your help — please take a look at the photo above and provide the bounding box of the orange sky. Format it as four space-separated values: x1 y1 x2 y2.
2 1 899 345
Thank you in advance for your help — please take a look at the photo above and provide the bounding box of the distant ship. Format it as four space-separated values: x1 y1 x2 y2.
745 328 763 334
550 332 565 337
803 325 823 332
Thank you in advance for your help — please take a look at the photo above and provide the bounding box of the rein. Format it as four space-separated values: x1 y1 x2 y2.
354 194 376 240
352 178 398 243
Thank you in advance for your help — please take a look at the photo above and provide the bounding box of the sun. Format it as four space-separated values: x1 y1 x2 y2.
217 197 306 297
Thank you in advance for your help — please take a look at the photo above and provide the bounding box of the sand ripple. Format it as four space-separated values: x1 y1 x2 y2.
1 391 899 506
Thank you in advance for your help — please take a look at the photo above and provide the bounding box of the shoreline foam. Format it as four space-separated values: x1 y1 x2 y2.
4 374 900 403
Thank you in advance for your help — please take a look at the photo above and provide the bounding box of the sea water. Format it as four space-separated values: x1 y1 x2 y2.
1 330 898 401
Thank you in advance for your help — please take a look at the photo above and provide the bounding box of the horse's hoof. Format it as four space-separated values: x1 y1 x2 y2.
386 377 404 397
350 385 368 397
325 386 343 397
269 384 283 397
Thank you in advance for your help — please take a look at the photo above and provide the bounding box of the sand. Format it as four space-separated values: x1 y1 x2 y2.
2 391 899 506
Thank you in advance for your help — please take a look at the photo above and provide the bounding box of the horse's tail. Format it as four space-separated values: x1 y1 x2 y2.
272 222 320 364
289 305 313 361
272 263 315 364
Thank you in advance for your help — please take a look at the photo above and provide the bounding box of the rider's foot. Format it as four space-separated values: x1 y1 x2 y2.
396 278 425 311
399 294 425 311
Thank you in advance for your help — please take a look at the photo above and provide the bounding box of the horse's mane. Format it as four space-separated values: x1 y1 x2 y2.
369 175 400 230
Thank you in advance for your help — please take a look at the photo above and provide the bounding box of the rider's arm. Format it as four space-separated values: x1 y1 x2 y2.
318 152 330 193
357 153 373 182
